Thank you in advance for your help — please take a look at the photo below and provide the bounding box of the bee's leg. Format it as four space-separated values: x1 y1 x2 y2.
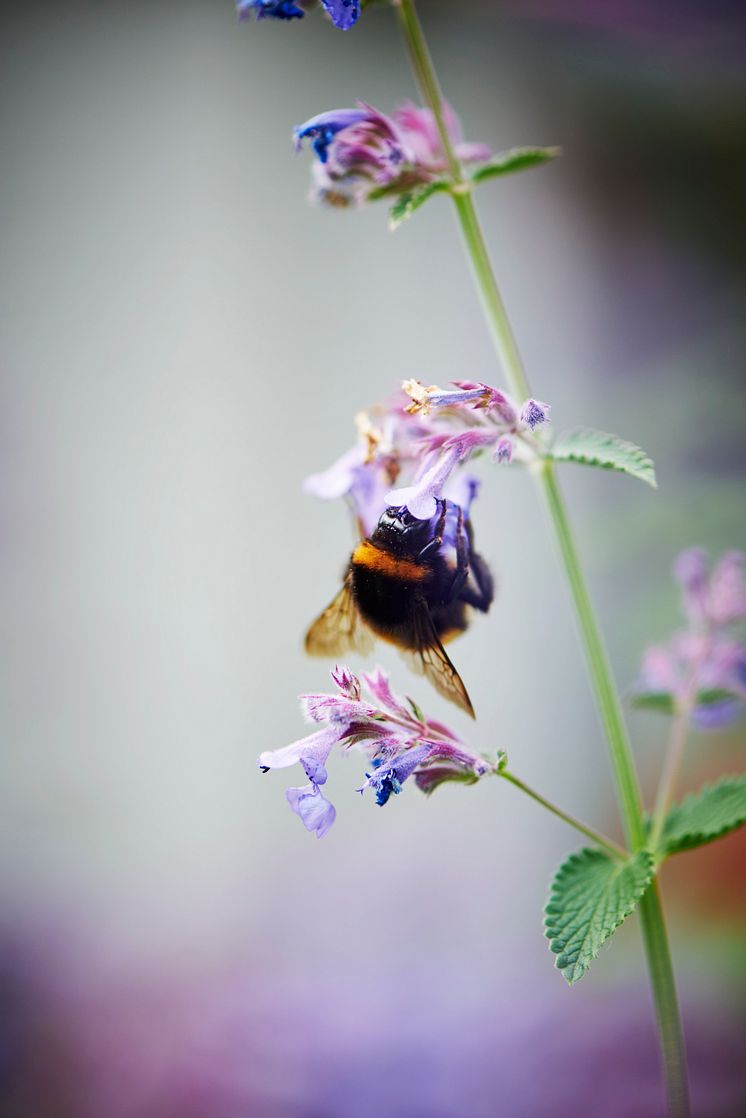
443 505 471 604
459 550 494 613
417 498 448 560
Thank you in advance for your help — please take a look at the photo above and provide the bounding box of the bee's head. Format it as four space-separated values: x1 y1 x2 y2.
373 504 437 556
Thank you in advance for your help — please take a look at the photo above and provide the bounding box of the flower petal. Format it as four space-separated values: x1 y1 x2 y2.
258 725 339 785
320 0 360 31
286 784 337 837
362 667 412 720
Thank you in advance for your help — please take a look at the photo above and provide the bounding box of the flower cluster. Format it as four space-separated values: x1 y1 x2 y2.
304 379 550 534
237 0 360 31
636 549 746 728
295 101 492 206
258 666 493 836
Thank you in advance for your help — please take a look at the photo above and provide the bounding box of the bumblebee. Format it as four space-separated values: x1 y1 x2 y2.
305 498 494 716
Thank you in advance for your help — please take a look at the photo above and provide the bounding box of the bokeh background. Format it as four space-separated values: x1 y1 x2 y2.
1 1 745 1115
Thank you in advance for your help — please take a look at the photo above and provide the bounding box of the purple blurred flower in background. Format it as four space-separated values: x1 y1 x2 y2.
2 927 745 1118
674 548 746 627
635 549 746 728
295 101 492 206
258 666 492 835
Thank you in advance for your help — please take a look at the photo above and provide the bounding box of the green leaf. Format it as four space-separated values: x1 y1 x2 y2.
660 775 746 855
407 696 425 723
544 848 654 985
631 688 739 716
695 688 741 708
389 181 449 230
470 146 561 184
551 428 657 488
413 767 480 796
631 691 676 714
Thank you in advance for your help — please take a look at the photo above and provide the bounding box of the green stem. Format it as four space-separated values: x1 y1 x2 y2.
499 769 627 859
650 707 690 851
539 461 646 849
450 190 532 402
393 0 461 183
395 3 690 1113
650 634 708 851
639 885 691 1118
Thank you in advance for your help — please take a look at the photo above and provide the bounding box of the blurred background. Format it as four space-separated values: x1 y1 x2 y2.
1 1 745 1114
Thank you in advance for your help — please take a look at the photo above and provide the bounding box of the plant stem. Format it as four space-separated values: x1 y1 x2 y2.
499 769 627 859
650 708 690 851
639 885 691 1118
539 461 646 848
650 633 708 851
450 190 532 402
395 2 690 1113
393 0 461 183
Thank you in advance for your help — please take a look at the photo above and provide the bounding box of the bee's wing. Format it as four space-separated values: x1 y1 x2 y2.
401 597 475 718
304 575 375 658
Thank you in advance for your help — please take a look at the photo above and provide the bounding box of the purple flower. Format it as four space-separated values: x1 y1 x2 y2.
258 667 492 835
673 548 746 628
385 442 464 521
286 783 336 837
304 379 552 540
450 380 519 424
520 398 551 430
386 431 497 520
394 101 492 171
402 379 548 439
707 551 746 625
294 104 413 205
259 724 341 785
673 547 710 623
294 108 370 163
237 0 306 20
304 402 440 536
320 0 360 32
330 664 361 700
295 99 492 207
362 742 433 806
236 0 359 29
494 436 514 464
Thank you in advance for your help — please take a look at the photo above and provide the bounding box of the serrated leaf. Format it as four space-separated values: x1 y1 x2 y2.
544 848 654 985
551 428 657 488
389 181 449 229
631 688 739 716
470 146 561 184
661 775 746 855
